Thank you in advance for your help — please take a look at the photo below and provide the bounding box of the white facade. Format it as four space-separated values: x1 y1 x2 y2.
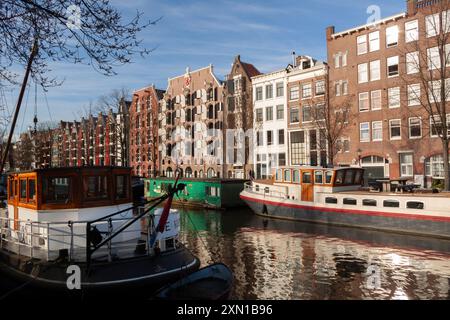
252 69 288 179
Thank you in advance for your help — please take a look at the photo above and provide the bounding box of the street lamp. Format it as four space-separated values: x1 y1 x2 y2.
357 148 362 167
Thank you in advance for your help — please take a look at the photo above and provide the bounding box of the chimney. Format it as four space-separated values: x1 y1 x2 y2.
326 26 335 41
407 0 418 16
292 51 296 67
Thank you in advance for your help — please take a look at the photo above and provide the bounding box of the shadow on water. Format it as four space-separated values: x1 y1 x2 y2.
178 206 450 300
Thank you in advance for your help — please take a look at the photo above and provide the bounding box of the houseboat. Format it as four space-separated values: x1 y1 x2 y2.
146 178 248 209
0 167 200 299
240 167 450 239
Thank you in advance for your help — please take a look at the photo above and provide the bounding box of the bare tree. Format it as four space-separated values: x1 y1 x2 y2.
94 87 130 114
399 1 450 190
0 0 158 88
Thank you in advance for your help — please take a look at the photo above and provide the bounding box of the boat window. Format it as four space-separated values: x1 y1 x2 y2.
384 200 400 208
8 178 14 200
255 185 260 192
363 199 377 207
20 179 27 201
343 198 357 205
28 179 36 204
335 171 345 185
84 176 109 200
407 201 424 210
115 175 129 200
165 238 175 250
325 197 338 204
276 170 283 182
315 171 323 184
43 177 72 204
293 170 300 183
344 170 355 185
284 170 291 182
302 172 312 184
354 170 363 185
264 187 270 194
325 171 333 184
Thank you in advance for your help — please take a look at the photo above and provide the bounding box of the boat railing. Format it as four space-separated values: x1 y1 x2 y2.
243 182 288 199
0 212 146 263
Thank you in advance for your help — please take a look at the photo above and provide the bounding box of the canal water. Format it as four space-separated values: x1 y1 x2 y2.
178 207 450 300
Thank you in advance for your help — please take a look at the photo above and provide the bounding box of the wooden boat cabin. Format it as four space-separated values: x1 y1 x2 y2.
3 167 139 261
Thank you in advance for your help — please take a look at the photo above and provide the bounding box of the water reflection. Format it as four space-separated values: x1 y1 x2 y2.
178 207 450 300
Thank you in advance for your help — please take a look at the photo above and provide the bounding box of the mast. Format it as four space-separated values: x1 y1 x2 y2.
0 38 39 174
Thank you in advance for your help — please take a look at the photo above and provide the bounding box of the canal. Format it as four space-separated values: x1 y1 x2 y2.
178 207 450 300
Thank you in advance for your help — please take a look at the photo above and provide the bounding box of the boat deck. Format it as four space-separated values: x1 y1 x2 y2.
330 190 450 198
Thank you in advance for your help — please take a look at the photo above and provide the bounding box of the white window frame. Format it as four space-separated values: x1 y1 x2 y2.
370 60 381 81
408 84 421 107
359 92 370 112
409 117 422 139
387 56 399 77
430 115 443 138
400 153 414 177
335 82 341 97
289 86 299 101
360 122 370 142
342 51 348 67
388 87 401 108
357 35 367 55
386 25 399 48
389 119 402 140
358 63 368 83
334 54 340 68
302 83 312 99
426 13 440 38
342 80 348 95
369 31 380 52
406 51 419 74
405 20 419 42
428 46 441 70
371 90 382 110
372 121 383 142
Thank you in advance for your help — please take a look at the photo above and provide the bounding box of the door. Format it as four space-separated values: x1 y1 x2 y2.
301 170 314 202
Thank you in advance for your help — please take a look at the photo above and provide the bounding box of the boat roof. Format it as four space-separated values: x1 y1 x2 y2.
277 166 362 171
8 166 132 175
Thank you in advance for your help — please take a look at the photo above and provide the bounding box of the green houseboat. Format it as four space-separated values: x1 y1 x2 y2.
145 178 248 209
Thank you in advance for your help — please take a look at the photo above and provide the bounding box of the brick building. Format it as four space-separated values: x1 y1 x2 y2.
327 0 450 187
224 55 261 179
159 66 224 178
129 85 164 178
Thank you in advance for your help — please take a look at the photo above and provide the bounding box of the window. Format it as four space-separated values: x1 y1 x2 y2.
290 131 306 165
278 153 286 166
290 108 300 123
386 25 399 47
302 172 312 184
387 56 399 77
425 154 449 178
342 52 348 66
325 171 333 184
428 46 440 70
388 87 400 108
278 129 285 145
43 177 72 204
431 115 443 137
363 199 377 207
384 200 400 208
293 170 300 183
405 20 419 42
371 90 382 110
359 92 370 112
400 153 414 177
255 87 263 101
265 84 273 99
389 119 401 140
426 13 440 38
290 86 299 100
284 170 291 182
342 81 348 95
115 175 129 200
302 105 311 122
343 198 357 205
372 121 383 141
335 82 341 96
358 63 368 83
256 109 263 122
408 84 421 106
409 117 422 138
28 179 36 203
302 84 312 99
315 81 325 96
276 105 284 120
344 170 355 184
360 122 370 142
429 80 442 103
20 179 26 201
369 31 380 52
267 131 273 146
407 201 424 210
266 106 273 121
443 10 450 33
325 197 338 204
315 171 323 184
370 60 381 81
334 54 340 68
256 131 263 146
406 51 419 74
357 35 367 55
276 82 284 97
85 176 108 200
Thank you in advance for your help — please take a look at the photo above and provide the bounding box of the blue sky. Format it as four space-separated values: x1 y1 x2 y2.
3 0 405 133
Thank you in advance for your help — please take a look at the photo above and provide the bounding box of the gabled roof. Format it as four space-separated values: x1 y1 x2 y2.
241 62 261 78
